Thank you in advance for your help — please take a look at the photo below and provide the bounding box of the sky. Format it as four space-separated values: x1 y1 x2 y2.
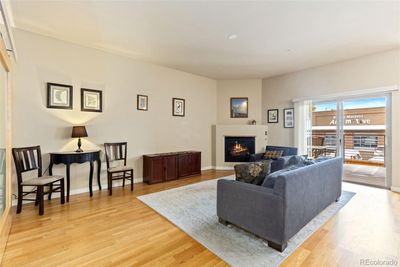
314 97 386 112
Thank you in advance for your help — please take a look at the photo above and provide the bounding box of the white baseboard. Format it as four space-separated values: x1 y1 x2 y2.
214 166 234 170
391 186 400 193
12 177 143 206
201 166 214 171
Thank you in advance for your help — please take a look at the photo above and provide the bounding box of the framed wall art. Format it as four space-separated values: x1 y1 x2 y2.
81 88 102 112
230 97 248 118
284 108 294 128
137 94 148 111
172 98 185 117
267 109 279 123
47 82 73 109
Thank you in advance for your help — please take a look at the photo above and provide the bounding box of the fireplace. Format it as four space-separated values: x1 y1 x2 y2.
225 136 255 162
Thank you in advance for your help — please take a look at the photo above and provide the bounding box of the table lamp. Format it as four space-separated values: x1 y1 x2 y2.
71 126 88 152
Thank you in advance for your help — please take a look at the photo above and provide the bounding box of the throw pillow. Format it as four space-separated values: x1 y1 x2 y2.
263 150 284 160
234 160 271 185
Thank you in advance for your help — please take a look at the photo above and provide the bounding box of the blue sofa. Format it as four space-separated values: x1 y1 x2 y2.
249 145 298 173
217 157 343 252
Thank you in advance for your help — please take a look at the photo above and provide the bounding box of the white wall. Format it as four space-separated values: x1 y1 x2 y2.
12 29 217 193
262 48 400 189
216 79 262 125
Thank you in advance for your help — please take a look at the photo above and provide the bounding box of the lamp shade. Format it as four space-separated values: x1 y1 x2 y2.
71 126 88 138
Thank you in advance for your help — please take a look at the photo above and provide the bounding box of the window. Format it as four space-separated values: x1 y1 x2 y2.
324 135 336 146
353 135 378 148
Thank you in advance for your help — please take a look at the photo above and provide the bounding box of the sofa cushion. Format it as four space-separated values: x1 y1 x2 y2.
285 155 303 167
315 156 331 162
261 164 304 188
263 150 284 160
234 160 271 185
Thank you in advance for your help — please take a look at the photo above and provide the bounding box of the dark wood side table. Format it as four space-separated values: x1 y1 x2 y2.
49 150 101 202
143 151 201 184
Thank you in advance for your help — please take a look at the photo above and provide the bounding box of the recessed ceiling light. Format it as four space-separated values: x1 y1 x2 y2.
228 34 238 40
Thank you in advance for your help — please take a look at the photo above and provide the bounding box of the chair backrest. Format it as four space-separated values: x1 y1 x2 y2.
312 136 325 146
104 142 128 169
12 146 42 186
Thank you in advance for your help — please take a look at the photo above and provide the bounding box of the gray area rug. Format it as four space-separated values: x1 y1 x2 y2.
138 176 355 267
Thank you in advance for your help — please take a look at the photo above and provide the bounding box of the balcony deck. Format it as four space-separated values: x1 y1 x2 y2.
343 163 386 188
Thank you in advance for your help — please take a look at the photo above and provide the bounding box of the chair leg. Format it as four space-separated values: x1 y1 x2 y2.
35 186 39 206
38 186 44 216
108 173 112 196
48 184 53 200
60 180 65 204
17 186 23 214
122 171 126 188
130 170 134 191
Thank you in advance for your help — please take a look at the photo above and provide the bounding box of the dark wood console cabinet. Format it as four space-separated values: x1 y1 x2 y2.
143 151 201 184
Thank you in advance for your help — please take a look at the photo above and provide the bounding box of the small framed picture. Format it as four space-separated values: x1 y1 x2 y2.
47 83 73 109
268 109 279 123
137 94 148 111
230 97 248 118
284 108 294 128
81 88 102 112
172 98 185 117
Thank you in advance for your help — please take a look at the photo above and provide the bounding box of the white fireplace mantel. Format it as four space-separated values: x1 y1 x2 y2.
213 124 268 169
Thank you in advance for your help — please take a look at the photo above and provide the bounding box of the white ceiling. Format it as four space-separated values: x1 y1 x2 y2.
8 1 400 79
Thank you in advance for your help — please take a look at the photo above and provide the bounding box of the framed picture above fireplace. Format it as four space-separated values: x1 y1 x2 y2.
230 97 248 118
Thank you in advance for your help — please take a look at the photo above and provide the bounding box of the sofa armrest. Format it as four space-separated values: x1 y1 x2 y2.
249 153 264 162
217 179 284 243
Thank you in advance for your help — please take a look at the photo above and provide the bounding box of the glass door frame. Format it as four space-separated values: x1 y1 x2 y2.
311 93 391 189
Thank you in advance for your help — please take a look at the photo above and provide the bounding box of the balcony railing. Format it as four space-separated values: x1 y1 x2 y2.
311 133 385 166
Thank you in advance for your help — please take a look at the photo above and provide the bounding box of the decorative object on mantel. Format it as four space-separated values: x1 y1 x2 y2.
47 82 73 109
137 94 148 111
172 98 185 117
284 108 294 128
71 126 88 152
230 97 248 118
267 109 279 123
81 88 102 112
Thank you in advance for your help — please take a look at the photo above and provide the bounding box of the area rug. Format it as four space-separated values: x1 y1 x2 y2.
138 176 355 267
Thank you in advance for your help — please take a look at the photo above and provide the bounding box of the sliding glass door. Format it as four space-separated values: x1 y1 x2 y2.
311 101 340 159
341 97 387 187
310 95 388 188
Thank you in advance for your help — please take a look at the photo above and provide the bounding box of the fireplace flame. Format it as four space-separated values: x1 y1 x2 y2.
230 141 249 156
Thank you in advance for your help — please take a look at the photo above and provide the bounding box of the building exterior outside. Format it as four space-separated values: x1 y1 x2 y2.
312 107 385 166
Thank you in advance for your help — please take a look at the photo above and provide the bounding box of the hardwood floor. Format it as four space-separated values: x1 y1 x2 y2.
2 170 400 266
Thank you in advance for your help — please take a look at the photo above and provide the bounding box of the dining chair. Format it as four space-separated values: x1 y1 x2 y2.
12 146 65 215
104 142 134 195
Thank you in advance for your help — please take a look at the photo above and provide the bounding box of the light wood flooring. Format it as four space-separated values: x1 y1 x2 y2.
2 170 400 266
